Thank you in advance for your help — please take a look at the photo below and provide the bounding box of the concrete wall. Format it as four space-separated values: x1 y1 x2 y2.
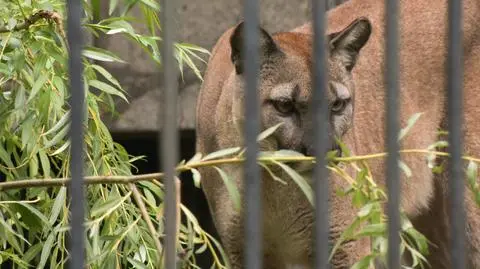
98 0 344 131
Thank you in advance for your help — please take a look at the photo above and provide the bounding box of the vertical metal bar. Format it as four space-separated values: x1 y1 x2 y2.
66 0 85 268
161 0 178 267
243 0 262 268
385 0 400 268
447 0 466 268
312 0 329 268
326 0 336 10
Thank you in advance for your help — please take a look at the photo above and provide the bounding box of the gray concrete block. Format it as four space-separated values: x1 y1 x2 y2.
97 0 340 131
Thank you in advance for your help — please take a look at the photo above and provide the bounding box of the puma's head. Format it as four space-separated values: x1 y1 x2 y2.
227 18 371 156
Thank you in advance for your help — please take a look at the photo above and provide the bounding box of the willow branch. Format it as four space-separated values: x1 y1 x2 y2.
0 10 62 33
0 172 165 191
0 149 479 191
129 183 163 265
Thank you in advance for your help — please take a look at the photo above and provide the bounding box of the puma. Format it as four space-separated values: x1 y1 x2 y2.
196 17 372 268
195 0 480 268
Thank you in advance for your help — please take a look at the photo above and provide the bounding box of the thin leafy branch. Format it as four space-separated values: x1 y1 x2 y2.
0 10 63 34
1 148 478 191
129 183 164 264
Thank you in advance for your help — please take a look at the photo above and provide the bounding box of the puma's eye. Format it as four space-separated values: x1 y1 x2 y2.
273 99 295 115
331 98 349 113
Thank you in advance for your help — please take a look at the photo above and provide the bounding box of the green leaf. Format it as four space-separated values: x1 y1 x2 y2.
195 242 209 254
83 47 125 63
90 195 125 218
272 161 313 205
14 84 26 110
4 231 22 254
106 20 136 35
16 202 49 226
466 161 480 207
467 161 478 182
329 218 362 261
186 152 202 165
52 76 65 93
352 191 367 207
177 43 211 55
355 223 386 237
326 149 339 161
143 188 157 206
0 215 28 252
405 228 430 255
23 243 43 263
335 137 351 157
191 168 202 188
7 18 17 30
398 112 423 141
272 149 305 158
33 54 49 79
138 181 163 200
259 163 287 185
213 166 241 211
202 147 241 161
399 160 412 178
91 64 123 90
21 116 34 149
180 205 202 234
0 143 14 168
29 154 39 177
357 203 374 218
350 254 377 269
44 124 69 148
38 232 55 269
49 187 66 225
109 0 118 15
427 140 449 150
51 140 70 156
138 0 161 10
27 73 48 103
43 111 70 136
257 123 283 142
127 257 148 269
89 80 128 103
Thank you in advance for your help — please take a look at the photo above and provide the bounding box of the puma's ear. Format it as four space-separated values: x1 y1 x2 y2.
328 17 372 71
230 22 280 74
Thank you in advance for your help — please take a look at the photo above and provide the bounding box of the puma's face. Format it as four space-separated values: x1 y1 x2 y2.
229 18 372 156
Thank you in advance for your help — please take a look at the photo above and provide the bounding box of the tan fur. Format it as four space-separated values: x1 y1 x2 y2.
196 0 480 268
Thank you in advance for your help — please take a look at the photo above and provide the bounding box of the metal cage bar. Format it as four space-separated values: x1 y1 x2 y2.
447 0 466 268
385 0 401 268
161 0 179 268
243 0 263 268
62 1 470 268
312 1 330 269
67 0 85 268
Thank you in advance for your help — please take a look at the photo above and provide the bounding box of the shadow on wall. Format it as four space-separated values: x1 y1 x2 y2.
111 130 220 268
